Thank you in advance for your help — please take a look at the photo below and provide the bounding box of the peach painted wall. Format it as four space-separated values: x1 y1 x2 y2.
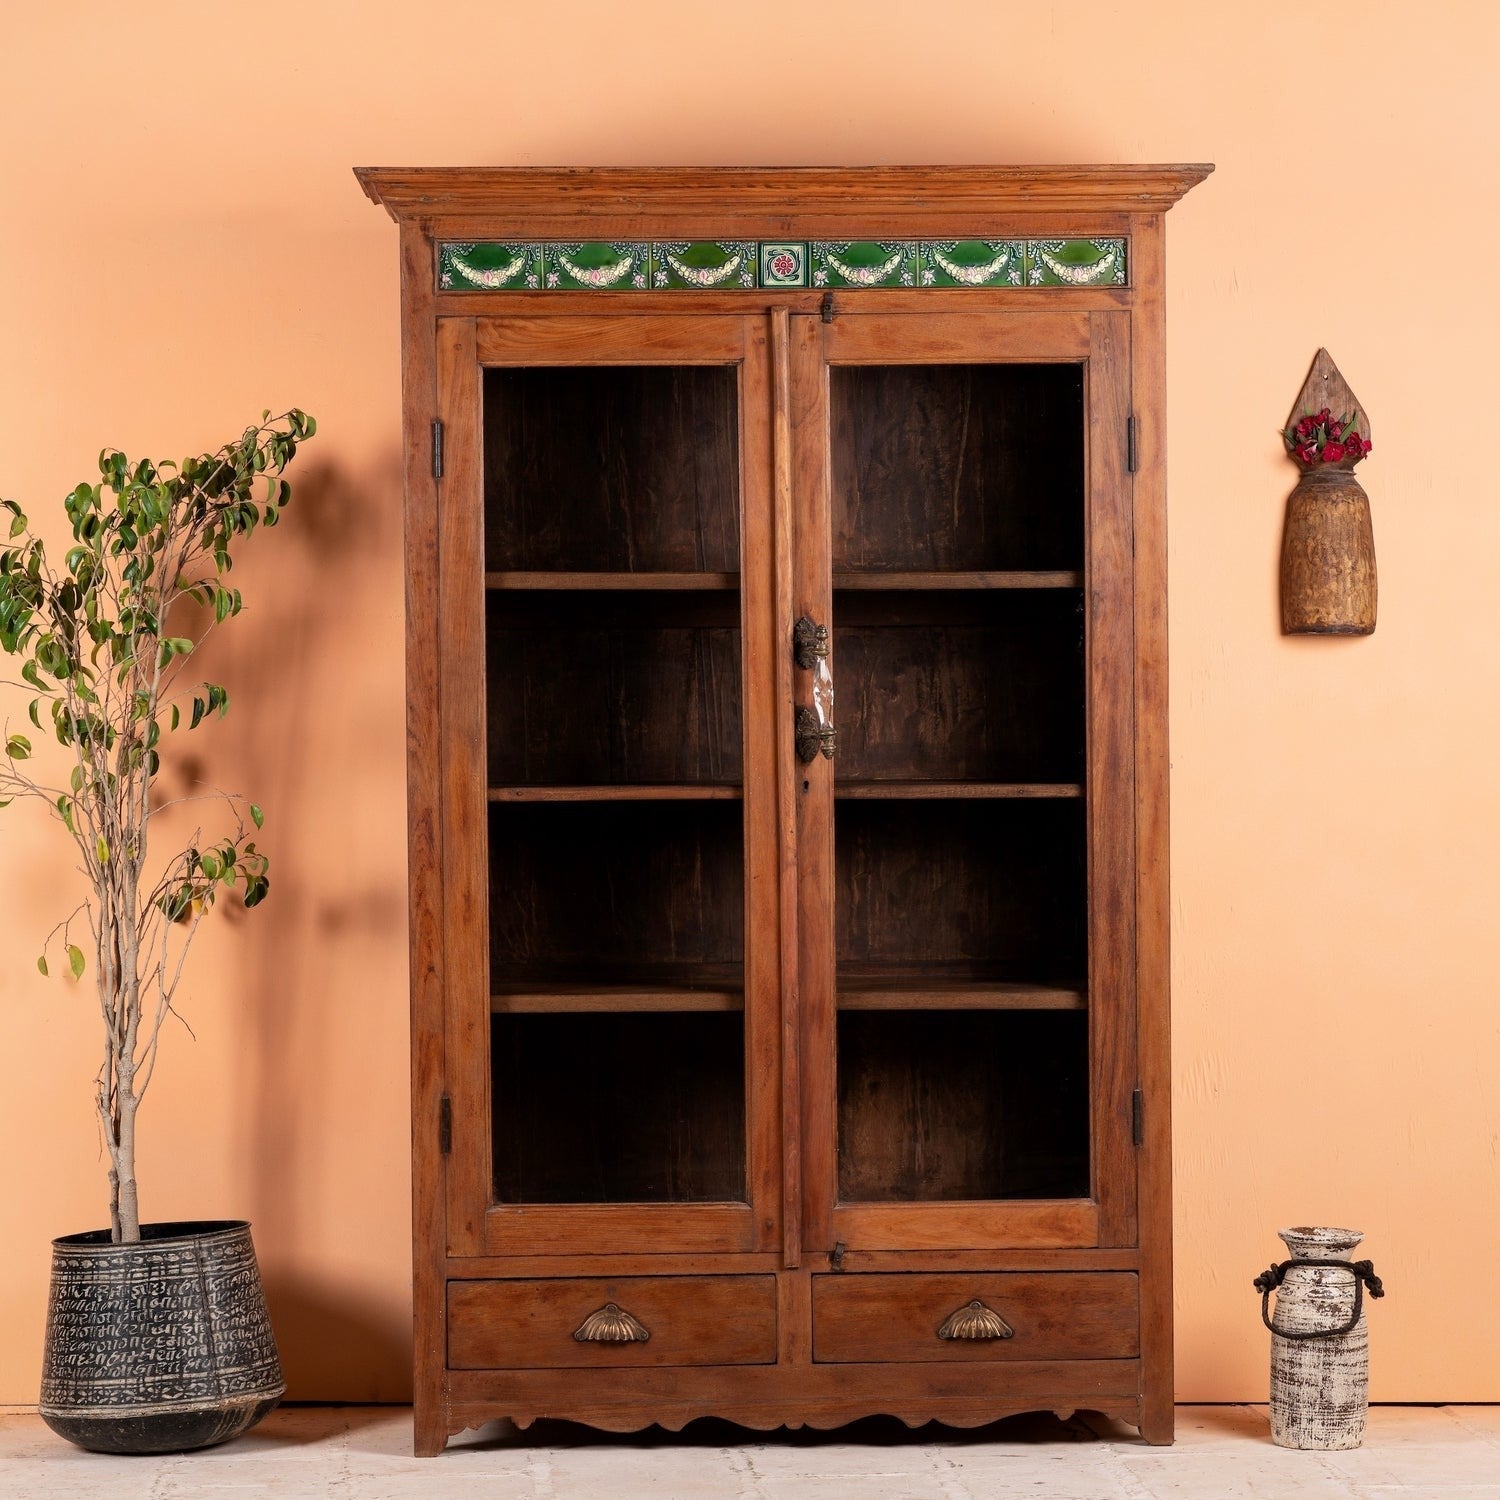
2 2 1497 1407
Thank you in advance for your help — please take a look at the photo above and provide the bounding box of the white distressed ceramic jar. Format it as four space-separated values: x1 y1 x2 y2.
1259 1226 1383 1450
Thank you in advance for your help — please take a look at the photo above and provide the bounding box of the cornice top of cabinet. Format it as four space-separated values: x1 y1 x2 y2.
354 164 1214 224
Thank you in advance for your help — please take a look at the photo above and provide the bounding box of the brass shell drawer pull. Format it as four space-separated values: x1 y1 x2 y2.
573 1302 651 1343
937 1299 1015 1341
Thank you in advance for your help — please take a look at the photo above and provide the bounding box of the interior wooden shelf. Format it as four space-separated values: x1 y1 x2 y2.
834 781 1083 800
489 784 743 802
491 984 744 1014
839 979 1085 1011
487 570 740 591
833 570 1082 590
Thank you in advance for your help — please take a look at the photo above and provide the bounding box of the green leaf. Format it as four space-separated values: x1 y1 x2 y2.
250 803 264 829
96 835 109 864
8 512 25 538
66 944 85 980
56 794 75 833
199 852 220 880
170 704 180 731
5 733 31 760
37 954 48 976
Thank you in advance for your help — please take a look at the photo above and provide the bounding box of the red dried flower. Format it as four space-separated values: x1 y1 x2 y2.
1322 441 1346 463
1296 416 1317 440
1295 442 1318 463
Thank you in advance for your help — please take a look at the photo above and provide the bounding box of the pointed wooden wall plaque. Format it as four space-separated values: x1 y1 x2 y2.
1285 347 1370 445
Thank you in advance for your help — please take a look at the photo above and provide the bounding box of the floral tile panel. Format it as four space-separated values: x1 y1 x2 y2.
1025 238 1128 287
919 240 1025 287
652 241 758 289
759 242 808 288
435 238 1128 290
810 241 919 289
545 242 650 290
439 242 543 291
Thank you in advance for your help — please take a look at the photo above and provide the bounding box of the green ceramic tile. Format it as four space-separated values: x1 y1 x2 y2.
1026 238 1128 287
919 240 1024 288
651 241 757 289
758 242 809 288
811 241 918 289
439 242 543 291
544 242 650 291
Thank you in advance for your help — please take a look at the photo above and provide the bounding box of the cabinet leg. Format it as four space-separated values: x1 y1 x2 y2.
1139 1392 1175 1446
413 1396 448 1457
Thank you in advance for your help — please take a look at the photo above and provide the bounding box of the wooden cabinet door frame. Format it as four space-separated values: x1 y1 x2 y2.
790 308 1138 1253
434 313 780 1257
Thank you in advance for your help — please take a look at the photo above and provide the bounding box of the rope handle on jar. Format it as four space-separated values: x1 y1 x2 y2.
1254 1258 1385 1340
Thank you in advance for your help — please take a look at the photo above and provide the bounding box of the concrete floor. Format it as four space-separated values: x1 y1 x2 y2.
1 1404 1497 1498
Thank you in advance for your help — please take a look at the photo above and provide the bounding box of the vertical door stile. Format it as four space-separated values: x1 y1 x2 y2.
1087 309 1139 1247
435 316 489 1256
791 316 836 1254
769 308 802 1270
741 314 783 1255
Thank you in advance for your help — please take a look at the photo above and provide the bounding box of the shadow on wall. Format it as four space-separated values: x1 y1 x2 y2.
260 1273 411 1406
165 447 411 1395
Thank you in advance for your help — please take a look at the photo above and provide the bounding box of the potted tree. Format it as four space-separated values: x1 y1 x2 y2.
0 409 315 1454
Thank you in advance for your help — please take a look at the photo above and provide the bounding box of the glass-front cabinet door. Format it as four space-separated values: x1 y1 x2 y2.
435 314 780 1256
790 310 1138 1253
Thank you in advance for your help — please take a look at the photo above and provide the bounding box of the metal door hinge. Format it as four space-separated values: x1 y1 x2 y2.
1126 415 1139 474
438 1094 452 1155
431 419 445 480
1131 1087 1144 1147
821 292 835 324
830 1240 847 1271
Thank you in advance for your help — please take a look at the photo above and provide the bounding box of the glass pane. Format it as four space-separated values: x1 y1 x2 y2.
833 590 1083 785
837 1011 1088 1201
482 363 747 1206
493 1013 745 1204
485 365 739 572
830 362 1089 1203
832 363 1082 572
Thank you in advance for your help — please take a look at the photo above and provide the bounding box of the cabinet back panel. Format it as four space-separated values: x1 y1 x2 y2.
487 593 742 786
831 364 1083 573
835 799 1086 979
492 1013 746 1203
488 802 744 984
832 591 1082 784
837 1010 1089 1202
484 366 740 572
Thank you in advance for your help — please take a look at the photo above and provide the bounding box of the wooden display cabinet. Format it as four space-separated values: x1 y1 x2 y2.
357 165 1211 1454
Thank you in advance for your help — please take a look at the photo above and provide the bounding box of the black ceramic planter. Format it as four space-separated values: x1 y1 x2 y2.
39 1220 283 1454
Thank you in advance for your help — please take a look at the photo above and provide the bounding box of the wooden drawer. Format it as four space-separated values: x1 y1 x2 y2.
812 1272 1139 1364
448 1275 778 1370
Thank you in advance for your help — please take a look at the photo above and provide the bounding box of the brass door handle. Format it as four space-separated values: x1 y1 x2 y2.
793 615 836 763
795 707 836 763
937 1299 1015 1341
573 1302 651 1343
